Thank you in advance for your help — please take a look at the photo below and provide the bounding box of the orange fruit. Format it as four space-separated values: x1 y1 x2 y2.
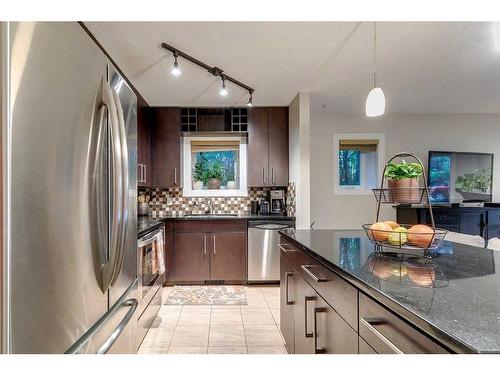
407 225 435 248
384 221 400 230
369 222 393 242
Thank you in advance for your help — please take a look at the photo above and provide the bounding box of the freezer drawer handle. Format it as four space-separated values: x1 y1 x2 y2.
97 298 138 354
301 265 330 283
360 317 403 354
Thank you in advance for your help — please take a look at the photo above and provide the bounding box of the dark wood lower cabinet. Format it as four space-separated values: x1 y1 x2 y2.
359 337 377 354
210 232 246 281
293 275 316 354
280 255 295 354
173 232 210 282
315 293 358 354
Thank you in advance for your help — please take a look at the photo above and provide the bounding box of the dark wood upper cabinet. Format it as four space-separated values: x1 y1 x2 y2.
248 107 270 186
137 97 151 187
150 108 181 187
268 107 289 186
209 232 246 281
248 107 288 187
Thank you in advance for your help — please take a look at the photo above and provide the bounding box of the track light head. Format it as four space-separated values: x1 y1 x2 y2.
220 77 228 97
247 91 253 107
171 54 181 76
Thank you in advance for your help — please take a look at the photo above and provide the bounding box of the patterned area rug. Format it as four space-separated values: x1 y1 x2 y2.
165 285 247 305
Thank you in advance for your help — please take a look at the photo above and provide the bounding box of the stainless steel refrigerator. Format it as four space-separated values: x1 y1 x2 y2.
1 22 138 353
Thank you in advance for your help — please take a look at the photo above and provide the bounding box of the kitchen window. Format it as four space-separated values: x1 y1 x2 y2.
182 136 248 197
333 134 385 195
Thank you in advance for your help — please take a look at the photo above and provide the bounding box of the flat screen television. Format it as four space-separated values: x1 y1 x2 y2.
428 151 494 203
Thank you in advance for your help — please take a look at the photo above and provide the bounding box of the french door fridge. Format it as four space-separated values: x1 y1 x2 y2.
1 22 138 353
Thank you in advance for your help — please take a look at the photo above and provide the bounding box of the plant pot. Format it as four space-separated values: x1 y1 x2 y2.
226 180 236 190
388 178 419 203
193 181 204 190
207 178 221 190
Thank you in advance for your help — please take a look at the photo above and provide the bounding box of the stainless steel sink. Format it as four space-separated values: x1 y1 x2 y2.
183 213 239 218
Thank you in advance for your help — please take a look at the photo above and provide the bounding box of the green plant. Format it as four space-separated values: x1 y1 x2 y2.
194 161 205 182
205 161 223 180
384 160 423 180
455 169 491 193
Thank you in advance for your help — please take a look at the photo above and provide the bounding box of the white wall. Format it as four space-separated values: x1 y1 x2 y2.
310 112 500 229
289 92 311 229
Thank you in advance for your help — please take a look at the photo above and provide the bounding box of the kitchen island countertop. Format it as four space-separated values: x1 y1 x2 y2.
279 228 500 354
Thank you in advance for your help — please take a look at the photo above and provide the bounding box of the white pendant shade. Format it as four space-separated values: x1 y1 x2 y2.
365 87 385 117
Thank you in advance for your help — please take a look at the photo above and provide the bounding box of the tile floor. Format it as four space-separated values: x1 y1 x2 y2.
138 285 287 354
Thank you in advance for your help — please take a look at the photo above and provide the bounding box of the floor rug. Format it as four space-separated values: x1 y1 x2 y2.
165 285 247 305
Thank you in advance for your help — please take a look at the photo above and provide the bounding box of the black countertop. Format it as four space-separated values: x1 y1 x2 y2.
279 229 500 354
138 214 294 237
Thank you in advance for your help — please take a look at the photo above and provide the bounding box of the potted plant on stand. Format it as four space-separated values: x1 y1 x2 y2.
384 160 423 203
206 161 223 190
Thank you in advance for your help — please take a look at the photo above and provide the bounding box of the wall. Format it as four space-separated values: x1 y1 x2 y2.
289 92 311 229
310 112 500 229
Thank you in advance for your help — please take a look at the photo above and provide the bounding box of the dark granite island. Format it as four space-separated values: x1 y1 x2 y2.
278 229 500 354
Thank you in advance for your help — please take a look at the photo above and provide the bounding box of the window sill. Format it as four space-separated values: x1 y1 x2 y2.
182 189 248 197
334 188 374 196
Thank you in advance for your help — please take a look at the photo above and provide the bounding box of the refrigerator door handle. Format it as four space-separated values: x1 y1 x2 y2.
101 79 123 291
110 87 129 286
96 298 138 354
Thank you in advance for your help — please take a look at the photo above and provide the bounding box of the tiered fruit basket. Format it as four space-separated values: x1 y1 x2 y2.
363 152 448 258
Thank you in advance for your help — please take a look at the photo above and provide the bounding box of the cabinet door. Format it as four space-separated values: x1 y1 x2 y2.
460 210 486 237
293 275 316 354
151 108 181 187
280 255 295 354
209 232 246 281
248 107 269 186
268 107 289 186
314 294 358 354
137 97 150 187
173 232 209 281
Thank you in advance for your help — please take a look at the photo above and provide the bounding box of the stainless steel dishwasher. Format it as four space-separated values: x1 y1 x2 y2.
248 219 295 282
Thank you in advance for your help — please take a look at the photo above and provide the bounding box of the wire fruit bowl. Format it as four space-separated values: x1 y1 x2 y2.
362 224 447 253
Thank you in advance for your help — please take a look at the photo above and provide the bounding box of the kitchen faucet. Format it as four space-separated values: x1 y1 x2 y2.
193 200 213 215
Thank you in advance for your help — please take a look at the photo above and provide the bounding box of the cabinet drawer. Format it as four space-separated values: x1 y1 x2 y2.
487 210 500 226
292 249 358 331
359 293 449 354
174 220 246 233
279 238 298 264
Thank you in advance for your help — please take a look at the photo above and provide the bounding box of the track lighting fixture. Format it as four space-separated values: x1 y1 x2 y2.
161 43 254 104
171 53 181 76
220 77 228 97
247 91 254 107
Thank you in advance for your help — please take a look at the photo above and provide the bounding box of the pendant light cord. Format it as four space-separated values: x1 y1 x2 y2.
373 21 377 88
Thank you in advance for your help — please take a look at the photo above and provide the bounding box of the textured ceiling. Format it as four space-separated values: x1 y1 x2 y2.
85 21 500 113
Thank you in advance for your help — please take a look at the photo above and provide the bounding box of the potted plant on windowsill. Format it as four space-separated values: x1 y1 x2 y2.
206 162 223 190
384 160 423 203
193 161 205 190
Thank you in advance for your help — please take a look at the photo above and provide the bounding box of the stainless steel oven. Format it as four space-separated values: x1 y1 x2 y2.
137 227 165 314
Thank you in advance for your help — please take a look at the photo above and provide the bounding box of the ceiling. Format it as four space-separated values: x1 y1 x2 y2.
85 22 500 113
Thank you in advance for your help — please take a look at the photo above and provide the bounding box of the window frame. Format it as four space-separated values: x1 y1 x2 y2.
333 133 385 196
182 135 248 197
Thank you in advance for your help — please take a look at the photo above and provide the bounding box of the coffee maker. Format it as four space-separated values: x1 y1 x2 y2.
270 189 286 215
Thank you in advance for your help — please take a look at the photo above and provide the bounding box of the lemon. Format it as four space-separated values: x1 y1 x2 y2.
388 227 408 246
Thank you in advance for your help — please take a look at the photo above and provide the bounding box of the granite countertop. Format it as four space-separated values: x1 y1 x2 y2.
138 214 294 237
279 229 500 354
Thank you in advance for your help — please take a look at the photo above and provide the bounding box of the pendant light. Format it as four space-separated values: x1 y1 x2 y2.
171 53 181 76
365 22 385 117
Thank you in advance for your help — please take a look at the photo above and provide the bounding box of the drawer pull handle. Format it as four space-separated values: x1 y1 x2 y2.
301 265 330 282
360 317 403 354
304 296 316 338
279 244 296 253
285 272 293 305
314 307 328 354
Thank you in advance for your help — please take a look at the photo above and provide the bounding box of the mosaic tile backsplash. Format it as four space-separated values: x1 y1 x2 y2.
139 182 296 217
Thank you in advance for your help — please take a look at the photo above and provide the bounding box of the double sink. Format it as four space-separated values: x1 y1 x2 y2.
183 213 239 218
